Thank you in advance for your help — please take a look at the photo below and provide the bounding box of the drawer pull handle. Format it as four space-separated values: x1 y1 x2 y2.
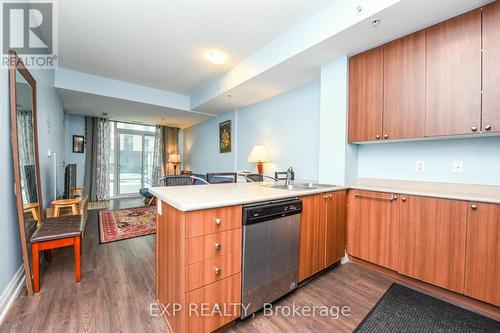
214 243 221 251
484 125 492 131
215 267 221 275
401 197 407 202
471 204 478 210
471 126 478 132
355 190 397 201
215 218 222 225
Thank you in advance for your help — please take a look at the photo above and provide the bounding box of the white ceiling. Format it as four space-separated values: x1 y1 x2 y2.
196 0 494 114
57 88 211 128
57 0 335 94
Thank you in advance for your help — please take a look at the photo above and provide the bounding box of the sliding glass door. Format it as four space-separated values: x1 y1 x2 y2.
110 122 155 198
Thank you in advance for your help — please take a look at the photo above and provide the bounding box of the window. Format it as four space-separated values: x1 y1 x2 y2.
110 121 156 197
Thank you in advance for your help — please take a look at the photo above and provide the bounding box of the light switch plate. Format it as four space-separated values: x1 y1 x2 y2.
416 160 425 173
453 161 464 174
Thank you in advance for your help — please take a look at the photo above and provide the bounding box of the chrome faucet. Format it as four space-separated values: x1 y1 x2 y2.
285 167 294 186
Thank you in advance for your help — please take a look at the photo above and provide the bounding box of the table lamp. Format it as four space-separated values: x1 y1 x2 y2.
168 153 181 175
247 145 271 174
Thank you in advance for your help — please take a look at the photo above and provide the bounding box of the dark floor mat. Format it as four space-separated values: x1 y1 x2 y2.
355 283 500 333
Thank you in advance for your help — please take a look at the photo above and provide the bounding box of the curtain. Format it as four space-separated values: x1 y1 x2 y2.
18 111 35 167
151 126 162 186
17 110 36 203
151 125 180 185
84 117 110 201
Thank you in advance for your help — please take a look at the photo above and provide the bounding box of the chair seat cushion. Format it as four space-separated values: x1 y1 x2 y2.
139 188 154 198
30 215 83 243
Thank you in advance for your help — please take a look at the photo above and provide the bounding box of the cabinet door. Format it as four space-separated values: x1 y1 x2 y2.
426 10 481 136
346 190 400 271
324 191 346 267
399 196 467 293
298 194 325 281
348 47 384 142
383 31 426 140
482 2 500 133
465 203 500 306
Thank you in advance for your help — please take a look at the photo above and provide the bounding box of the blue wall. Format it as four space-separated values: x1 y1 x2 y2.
183 111 235 174
236 81 320 181
0 68 65 298
183 81 321 181
64 114 86 185
358 137 500 185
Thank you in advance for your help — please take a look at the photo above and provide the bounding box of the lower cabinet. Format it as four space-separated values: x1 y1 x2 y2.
346 190 499 306
298 191 346 282
157 203 242 333
346 190 400 271
464 202 500 306
399 195 467 293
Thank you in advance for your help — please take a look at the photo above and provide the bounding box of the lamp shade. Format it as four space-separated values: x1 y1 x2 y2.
247 145 271 163
168 153 181 163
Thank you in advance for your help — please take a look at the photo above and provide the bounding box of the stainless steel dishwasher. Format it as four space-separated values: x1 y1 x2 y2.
241 198 302 319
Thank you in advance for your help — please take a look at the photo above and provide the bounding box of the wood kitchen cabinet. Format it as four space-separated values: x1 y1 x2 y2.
464 202 500 306
324 191 346 267
346 190 400 271
482 2 500 134
348 47 384 142
298 191 346 282
425 10 482 136
383 31 426 140
399 196 467 293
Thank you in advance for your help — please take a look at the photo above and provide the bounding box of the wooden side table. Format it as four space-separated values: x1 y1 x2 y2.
50 198 82 217
23 202 40 226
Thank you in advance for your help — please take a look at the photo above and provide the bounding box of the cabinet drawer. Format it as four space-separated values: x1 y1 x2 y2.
186 228 242 265
186 273 241 333
186 252 241 291
186 205 242 238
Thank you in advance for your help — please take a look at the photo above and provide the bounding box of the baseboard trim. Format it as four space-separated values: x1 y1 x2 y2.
349 256 500 320
0 265 25 324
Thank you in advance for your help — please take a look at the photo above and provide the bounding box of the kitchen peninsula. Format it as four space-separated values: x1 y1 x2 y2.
149 182 348 333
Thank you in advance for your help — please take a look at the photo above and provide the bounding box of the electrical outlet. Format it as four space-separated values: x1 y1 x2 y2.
453 161 464 174
416 160 425 173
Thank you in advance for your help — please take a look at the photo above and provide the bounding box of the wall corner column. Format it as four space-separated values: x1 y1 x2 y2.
318 55 358 186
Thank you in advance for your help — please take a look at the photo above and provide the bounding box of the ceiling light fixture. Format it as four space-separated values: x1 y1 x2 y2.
205 51 226 65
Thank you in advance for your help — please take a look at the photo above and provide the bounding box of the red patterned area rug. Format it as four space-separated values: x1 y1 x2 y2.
99 206 157 244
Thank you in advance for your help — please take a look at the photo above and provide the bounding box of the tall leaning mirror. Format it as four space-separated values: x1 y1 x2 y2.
9 50 43 296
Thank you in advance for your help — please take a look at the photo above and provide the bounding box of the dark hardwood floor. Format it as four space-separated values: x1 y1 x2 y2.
1 198 394 333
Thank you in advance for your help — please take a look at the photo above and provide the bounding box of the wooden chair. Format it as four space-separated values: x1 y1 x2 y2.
30 215 84 293
50 198 81 217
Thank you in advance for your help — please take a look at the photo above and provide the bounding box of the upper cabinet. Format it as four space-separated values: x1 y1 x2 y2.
348 47 384 142
426 10 482 136
348 6 497 143
383 31 426 140
483 2 500 133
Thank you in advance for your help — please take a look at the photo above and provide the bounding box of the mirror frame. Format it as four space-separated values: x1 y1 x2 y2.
8 50 43 296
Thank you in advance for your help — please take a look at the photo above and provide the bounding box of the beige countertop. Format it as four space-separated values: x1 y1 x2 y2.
352 178 500 204
150 182 348 212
